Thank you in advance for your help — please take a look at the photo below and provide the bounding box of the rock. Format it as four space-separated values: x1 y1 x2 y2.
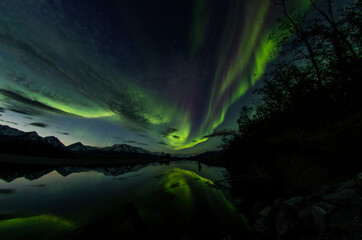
255 217 275 237
318 185 332 196
258 206 272 217
322 188 358 206
275 210 300 238
253 174 361 239
355 172 362 189
284 196 304 206
297 205 317 235
254 206 275 237
273 198 283 208
328 203 362 240
312 202 335 232
336 179 355 192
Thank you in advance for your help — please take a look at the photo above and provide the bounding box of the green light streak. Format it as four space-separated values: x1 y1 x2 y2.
129 168 249 234
0 215 76 239
148 1 278 150
0 0 311 152
199 0 272 139
197 0 310 147
161 168 214 207
159 168 247 228
37 96 115 118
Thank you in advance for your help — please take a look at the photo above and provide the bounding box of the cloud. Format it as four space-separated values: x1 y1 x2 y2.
0 119 18 125
124 125 146 133
112 136 123 140
0 38 151 125
29 122 48 128
7 107 37 116
0 4 168 134
0 89 72 116
158 141 167 145
0 107 4 112
172 135 180 139
109 95 150 127
160 127 178 137
137 133 146 138
57 132 69 135
124 140 148 146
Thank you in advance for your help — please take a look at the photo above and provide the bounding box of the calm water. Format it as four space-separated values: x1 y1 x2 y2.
0 161 248 239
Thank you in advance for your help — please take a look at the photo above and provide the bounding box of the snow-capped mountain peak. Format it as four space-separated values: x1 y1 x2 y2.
44 136 65 148
66 142 98 152
103 144 148 154
0 124 154 158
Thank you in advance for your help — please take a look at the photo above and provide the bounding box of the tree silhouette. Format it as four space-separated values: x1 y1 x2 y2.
209 0 361 196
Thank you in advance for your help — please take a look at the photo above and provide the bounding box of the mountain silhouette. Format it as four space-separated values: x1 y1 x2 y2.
0 124 157 159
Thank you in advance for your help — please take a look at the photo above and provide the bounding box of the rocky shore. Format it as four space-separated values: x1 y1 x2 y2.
252 173 362 239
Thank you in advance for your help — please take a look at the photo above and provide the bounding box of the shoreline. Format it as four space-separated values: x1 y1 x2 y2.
0 153 173 167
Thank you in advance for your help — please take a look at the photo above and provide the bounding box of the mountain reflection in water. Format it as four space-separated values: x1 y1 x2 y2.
0 161 248 239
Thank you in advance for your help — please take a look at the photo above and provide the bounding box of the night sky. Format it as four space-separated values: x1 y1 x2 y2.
0 0 308 154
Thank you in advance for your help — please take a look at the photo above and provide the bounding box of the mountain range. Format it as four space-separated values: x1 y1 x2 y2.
0 124 157 159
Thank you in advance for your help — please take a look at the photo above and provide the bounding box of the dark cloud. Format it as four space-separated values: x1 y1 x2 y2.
0 35 152 126
0 16 175 134
124 125 146 133
0 89 71 115
7 107 36 116
124 140 148 146
161 128 178 137
158 141 167 145
172 135 180 139
0 30 153 124
4 70 67 104
110 101 149 127
137 133 146 138
112 136 123 140
0 107 4 112
29 122 48 128
32 184 46 187
57 132 69 135
0 119 18 125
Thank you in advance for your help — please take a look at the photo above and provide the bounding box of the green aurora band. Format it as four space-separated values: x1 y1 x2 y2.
0 0 310 151
159 0 310 150
0 215 76 239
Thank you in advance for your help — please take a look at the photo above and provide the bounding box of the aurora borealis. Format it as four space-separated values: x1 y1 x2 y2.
0 0 308 153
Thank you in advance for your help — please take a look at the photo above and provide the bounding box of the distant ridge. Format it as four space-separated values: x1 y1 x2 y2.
0 124 157 159
66 142 98 152
0 124 222 162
